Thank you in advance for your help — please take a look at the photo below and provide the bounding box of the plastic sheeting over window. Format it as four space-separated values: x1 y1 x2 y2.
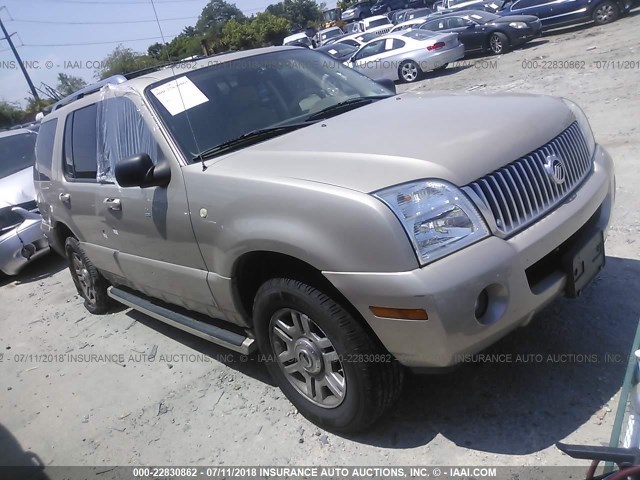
96 84 159 183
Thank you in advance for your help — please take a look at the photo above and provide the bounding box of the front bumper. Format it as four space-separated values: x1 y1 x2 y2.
0 210 49 276
324 144 615 368
511 25 542 45
342 11 356 21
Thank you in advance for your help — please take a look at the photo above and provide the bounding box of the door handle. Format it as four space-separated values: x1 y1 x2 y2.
59 193 71 204
103 198 121 211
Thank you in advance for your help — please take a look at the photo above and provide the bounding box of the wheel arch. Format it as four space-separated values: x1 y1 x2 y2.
48 220 77 256
231 250 385 348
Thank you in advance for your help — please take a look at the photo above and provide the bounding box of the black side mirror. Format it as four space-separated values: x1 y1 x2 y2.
115 153 171 188
376 78 396 94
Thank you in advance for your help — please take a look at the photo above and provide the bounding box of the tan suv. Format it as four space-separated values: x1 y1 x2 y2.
34 47 615 432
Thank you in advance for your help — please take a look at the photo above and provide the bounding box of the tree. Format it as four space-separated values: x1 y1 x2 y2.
195 0 245 35
220 19 257 50
0 101 24 129
96 45 161 79
148 42 164 60
265 0 324 31
56 73 87 97
252 12 291 46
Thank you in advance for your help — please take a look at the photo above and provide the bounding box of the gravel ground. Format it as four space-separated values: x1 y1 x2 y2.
1 12 640 473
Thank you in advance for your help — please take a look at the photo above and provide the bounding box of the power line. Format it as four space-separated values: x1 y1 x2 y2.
21 33 180 47
0 13 40 100
9 16 197 25
27 0 206 4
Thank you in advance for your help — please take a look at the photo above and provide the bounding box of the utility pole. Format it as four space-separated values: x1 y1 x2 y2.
0 9 40 101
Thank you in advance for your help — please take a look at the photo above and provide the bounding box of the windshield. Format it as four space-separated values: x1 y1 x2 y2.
462 11 499 22
0 132 37 179
284 36 311 46
146 50 391 162
368 18 391 28
322 29 342 39
319 43 357 57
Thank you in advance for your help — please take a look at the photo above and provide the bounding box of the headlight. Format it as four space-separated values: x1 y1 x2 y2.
374 180 489 265
508 21 528 29
562 98 596 158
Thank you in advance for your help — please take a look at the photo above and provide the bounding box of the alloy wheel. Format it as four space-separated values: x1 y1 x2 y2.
401 62 418 82
490 34 503 54
269 308 346 408
595 4 615 23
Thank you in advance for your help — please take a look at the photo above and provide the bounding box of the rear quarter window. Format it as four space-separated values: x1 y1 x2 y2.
34 119 57 181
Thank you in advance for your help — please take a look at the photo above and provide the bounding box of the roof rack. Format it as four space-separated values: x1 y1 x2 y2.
50 75 127 112
46 51 235 112
123 51 234 80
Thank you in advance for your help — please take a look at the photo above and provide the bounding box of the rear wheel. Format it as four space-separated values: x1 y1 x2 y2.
593 0 619 24
65 237 112 314
253 278 404 432
399 60 421 83
488 32 510 55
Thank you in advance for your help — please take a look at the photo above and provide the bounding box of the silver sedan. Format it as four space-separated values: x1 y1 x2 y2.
345 30 464 83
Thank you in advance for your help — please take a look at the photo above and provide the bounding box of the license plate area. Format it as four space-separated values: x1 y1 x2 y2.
562 229 605 298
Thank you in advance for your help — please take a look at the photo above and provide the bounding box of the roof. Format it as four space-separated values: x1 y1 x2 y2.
42 46 298 122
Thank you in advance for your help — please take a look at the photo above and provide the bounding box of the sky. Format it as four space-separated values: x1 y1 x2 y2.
0 0 284 106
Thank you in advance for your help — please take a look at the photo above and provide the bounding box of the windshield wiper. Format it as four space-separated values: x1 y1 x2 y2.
192 123 311 162
305 95 392 122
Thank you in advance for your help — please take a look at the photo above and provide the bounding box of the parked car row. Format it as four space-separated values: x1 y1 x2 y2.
285 0 633 87
336 0 632 30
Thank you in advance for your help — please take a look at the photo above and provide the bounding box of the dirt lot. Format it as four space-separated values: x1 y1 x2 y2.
1 12 640 472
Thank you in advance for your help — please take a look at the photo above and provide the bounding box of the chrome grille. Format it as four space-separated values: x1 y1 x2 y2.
465 122 593 237
373 27 393 35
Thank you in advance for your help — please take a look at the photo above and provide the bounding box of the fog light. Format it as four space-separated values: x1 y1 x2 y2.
475 289 489 319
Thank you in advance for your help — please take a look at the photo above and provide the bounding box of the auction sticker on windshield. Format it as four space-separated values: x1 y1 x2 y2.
150 76 208 116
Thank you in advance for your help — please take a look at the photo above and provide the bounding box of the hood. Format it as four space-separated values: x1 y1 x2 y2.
210 91 574 193
0 167 36 208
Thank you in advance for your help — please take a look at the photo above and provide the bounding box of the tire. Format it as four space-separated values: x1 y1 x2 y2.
592 0 619 25
399 60 421 83
488 32 510 55
65 237 112 315
359 12 365 20
253 278 404 433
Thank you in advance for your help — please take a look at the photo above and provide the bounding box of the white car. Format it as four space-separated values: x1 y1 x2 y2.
346 30 464 83
359 14 395 35
389 18 427 32
316 26 344 46
282 32 315 48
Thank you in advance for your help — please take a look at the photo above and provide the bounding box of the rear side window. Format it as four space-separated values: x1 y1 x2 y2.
512 0 546 8
68 104 99 179
34 119 57 181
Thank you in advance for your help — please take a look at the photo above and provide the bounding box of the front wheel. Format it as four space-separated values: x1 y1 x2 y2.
489 32 510 55
399 60 421 83
253 278 404 432
593 0 619 24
